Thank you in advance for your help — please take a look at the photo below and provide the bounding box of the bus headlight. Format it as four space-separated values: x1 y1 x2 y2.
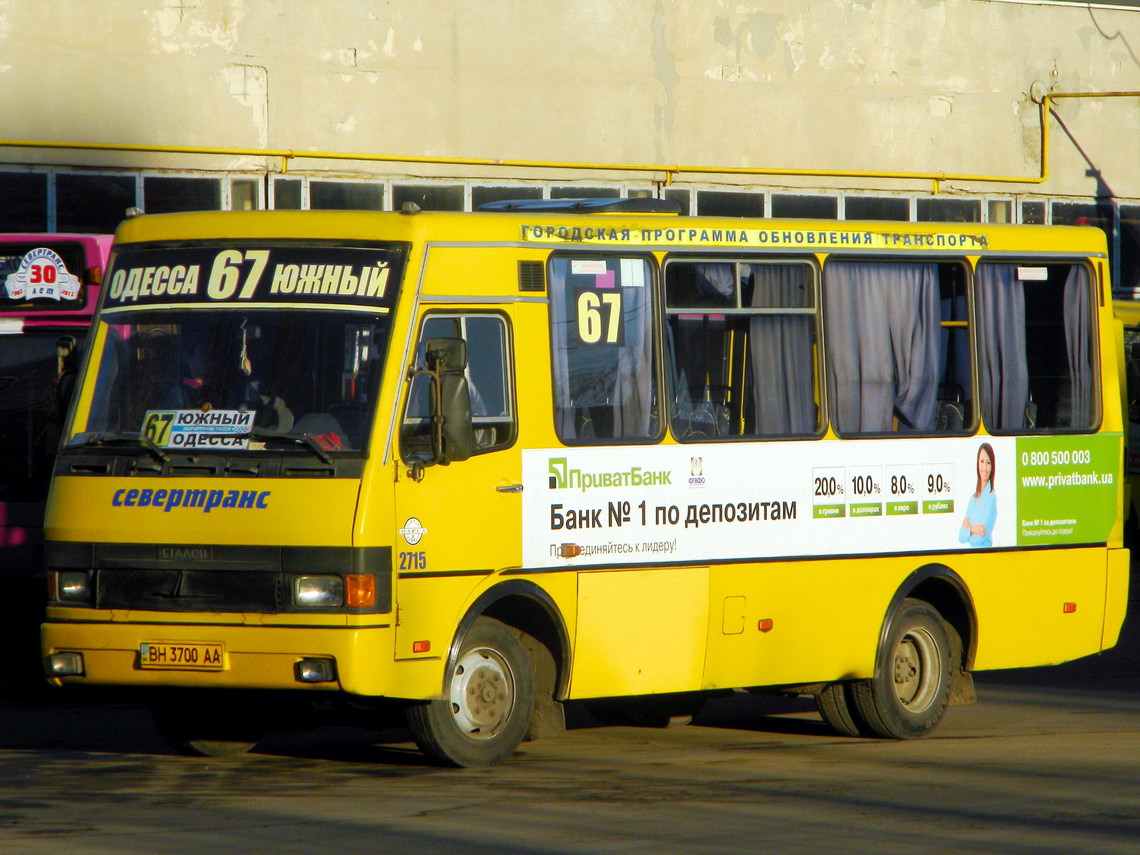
293 575 344 608
53 571 94 604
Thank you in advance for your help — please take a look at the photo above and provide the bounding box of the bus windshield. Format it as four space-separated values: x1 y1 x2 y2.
69 307 389 455
0 328 73 501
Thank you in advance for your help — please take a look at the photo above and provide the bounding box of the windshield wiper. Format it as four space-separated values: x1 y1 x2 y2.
248 429 333 465
70 431 170 464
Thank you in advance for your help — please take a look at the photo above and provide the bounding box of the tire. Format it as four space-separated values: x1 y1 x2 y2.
816 682 867 737
851 598 953 739
405 617 534 767
151 702 265 758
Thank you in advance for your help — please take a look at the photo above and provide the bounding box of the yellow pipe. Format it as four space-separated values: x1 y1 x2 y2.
2 90 1138 192
0 135 1033 185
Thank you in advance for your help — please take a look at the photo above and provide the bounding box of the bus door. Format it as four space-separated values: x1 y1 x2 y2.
392 309 521 659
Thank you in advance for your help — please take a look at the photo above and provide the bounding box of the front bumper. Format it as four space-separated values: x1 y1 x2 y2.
41 617 414 696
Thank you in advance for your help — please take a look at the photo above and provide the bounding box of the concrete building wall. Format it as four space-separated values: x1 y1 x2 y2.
1 0 1139 204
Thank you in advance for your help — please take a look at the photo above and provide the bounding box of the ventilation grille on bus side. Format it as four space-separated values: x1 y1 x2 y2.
518 261 545 292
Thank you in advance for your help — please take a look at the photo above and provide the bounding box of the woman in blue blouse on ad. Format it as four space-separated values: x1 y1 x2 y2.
959 442 996 547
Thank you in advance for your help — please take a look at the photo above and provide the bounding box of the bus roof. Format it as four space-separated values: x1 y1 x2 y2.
110 208 1109 258
0 233 113 253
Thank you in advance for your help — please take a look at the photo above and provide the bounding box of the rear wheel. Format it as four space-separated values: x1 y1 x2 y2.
405 617 534 767
851 598 952 739
816 682 866 737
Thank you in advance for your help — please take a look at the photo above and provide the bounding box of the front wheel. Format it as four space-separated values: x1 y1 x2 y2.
405 617 534 767
850 598 952 739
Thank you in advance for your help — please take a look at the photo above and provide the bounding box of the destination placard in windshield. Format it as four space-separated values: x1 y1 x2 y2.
1 244 88 308
104 245 404 308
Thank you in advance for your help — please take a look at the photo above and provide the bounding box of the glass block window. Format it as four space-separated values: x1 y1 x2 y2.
56 174 137 233
143 176 222 214
550 186 620 199
472 185 542 209
916 198 981 223
392 184 461 211
771 194 838 219
1020 200 1046 225
0 173 48 231
696 190 764 218
663 188 691 215
272 178 303 210
844 196 910 222
312 181 383 211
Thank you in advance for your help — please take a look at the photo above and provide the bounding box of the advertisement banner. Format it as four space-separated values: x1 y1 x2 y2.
521 434 1120 568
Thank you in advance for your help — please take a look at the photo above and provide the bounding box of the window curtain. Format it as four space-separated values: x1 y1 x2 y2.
549 261 579 439
975 265 1028 431
1064 265 1094 427
749 265 816 434
611 269 655 437
694 263 735 299
824 262 941 432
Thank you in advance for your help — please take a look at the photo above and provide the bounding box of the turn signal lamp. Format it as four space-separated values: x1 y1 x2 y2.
345 574 376 608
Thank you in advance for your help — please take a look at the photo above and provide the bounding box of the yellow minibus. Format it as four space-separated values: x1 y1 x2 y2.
42 200 1129 765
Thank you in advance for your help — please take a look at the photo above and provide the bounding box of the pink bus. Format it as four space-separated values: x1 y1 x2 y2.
0 233 111 692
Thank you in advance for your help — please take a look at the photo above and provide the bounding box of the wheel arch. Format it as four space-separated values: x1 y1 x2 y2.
448 580 572 700
878 563 978 674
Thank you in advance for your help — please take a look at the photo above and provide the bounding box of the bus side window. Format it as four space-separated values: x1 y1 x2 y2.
825 261 971 435
975 262 1096 432
935 264 973 432
664 260 820 440
549 256 660 444
1125 327 1140 425
399 313 515 462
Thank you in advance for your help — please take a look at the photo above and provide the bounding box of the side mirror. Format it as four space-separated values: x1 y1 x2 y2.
426 337 466 373
53 335 80 418
423 337 474 468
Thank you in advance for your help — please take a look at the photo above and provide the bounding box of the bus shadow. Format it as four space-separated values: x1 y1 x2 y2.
0 692 831 763
565 693 829 738
687 692 829 737
0 696 175 757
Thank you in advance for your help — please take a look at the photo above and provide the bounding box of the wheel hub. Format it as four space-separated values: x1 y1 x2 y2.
891 628 940 712
448 648 514 739
894 639 921 702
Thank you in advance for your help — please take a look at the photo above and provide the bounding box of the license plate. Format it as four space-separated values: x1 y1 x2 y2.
139 641 224 671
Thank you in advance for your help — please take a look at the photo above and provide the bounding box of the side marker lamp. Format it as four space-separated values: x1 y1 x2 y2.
1063 602 1077 614
758 618 775 633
